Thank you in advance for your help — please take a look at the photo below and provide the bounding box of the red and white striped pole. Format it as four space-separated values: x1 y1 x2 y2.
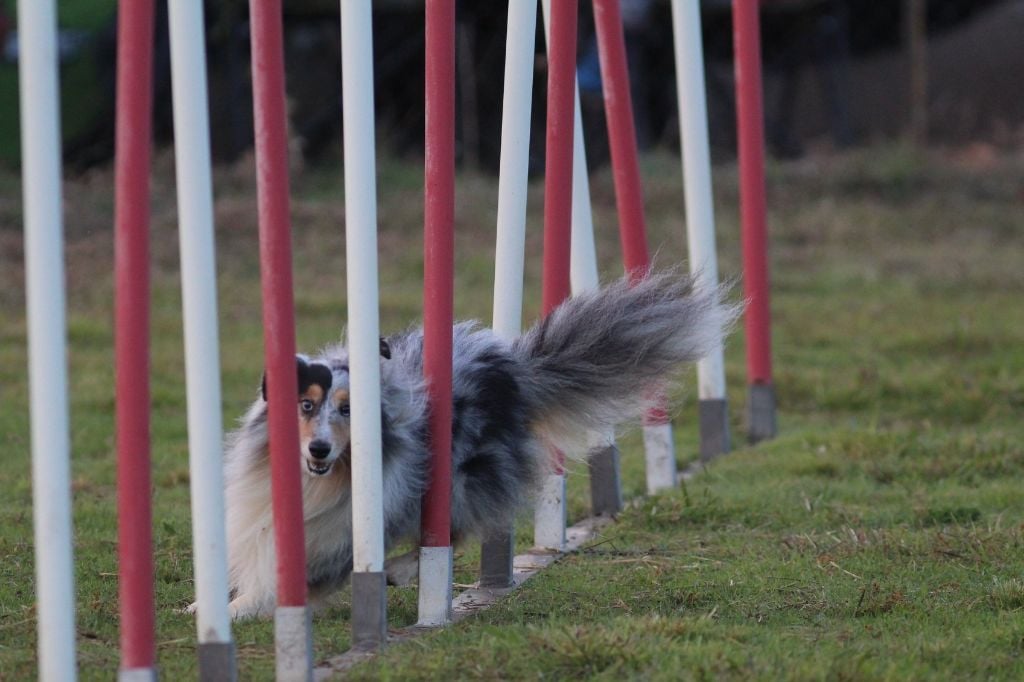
732 0 777 441
248 0 312 676
114 0 156 678
591 0 678 493
418 0 457 627
534 0 577 551
19 0 77 678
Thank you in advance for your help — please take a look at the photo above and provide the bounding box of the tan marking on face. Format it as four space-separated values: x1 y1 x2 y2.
330 389 351 458
303 385 324 404
298 385 324 442
331 388 349 409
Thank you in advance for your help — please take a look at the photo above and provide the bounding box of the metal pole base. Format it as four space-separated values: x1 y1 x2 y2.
119 667 158 682
351 571 388 651
698 398 731 461
417 545 454 626
479 528 515 588
588 442 622 516
643 422 678 494
534 473 567 551
747 382 777 443
274 605 313 682
197 641 236 682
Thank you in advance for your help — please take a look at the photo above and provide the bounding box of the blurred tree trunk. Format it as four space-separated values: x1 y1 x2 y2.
905 0 928 146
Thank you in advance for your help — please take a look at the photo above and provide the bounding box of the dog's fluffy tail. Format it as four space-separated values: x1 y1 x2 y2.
511 270 739 455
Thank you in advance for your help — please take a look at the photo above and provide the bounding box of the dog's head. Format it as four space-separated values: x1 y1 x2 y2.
261 340 391 478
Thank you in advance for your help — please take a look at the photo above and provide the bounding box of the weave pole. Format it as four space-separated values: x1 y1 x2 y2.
540 0 624 519
165 1 236 678
591 0 678 494
671 0 731 460
481 0 538 589
568 86 623 517
340 0 388 650
114 0 156 678
418 0 457 627
566 87 600 302
247 0 313 676
18 0 77 678
534 0 578 551
732 0 777 442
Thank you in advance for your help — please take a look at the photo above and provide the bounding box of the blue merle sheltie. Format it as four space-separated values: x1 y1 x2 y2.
220 271 736 619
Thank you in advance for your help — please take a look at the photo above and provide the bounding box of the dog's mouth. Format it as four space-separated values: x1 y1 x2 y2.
304 445 351 477
306 460 333 476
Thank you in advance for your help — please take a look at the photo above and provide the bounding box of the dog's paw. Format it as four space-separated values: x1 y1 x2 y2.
179 601 199 615
384 550 420 587
228 600 254 620
228 594 271 620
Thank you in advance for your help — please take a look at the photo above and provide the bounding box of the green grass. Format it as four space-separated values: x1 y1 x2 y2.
1 146 1022 679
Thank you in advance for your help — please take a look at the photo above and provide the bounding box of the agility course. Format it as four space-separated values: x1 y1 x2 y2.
13 0 1024 680
22 0 757 678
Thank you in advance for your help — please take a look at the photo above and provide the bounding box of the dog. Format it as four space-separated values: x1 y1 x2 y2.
219 271 736 619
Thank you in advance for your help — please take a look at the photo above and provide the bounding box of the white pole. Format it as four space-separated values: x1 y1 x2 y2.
671 0 731 459
671 0 725 397
492 0 536 343
341 0 389 649
342 0 384 583
18 1 77 679
166 0 233 655
480 0 538 586
564 40 626 516
568 81 599 296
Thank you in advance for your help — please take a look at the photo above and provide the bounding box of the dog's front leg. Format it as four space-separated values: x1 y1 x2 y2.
384 549 420 586
228 592 274 620
182 593 270 620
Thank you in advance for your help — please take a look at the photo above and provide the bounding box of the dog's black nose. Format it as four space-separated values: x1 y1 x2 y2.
308 441 332 460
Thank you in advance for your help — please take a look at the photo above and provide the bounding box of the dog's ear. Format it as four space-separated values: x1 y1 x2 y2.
379 337 391 360
298 355 333 395
260 356 312 402
295 355 311 394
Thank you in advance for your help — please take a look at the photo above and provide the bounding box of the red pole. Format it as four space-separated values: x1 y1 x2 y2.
421 0 456 549
592 0 669 426
591 0 650 282
249 0 307 607
542 0 577 316
114 0 155 670
541 0 578 478
733 0 773 386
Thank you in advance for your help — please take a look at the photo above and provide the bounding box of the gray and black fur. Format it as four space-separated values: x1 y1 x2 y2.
220 271 736 618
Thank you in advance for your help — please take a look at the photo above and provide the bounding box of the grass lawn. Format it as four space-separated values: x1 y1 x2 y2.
1 145 1022 679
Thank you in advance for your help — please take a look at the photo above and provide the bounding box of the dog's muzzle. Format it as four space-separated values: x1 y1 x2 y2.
306 440 333 476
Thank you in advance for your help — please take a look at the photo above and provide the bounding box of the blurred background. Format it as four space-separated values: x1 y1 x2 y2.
1 0 1022 172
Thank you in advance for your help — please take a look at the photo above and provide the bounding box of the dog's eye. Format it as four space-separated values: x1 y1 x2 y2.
300 399 314 414
338 403 350 418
